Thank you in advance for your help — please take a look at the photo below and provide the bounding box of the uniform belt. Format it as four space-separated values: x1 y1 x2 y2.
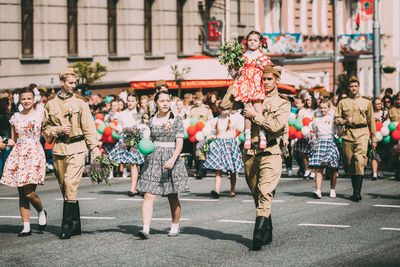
59 135 84 144
346 124 367 129
250 139 277 150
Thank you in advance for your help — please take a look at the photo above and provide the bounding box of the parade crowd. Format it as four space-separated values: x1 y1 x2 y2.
0 30 398 251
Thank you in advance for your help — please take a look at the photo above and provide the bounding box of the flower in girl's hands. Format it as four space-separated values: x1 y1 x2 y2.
218 37 246 70
84 154 118 185
121 126 143 150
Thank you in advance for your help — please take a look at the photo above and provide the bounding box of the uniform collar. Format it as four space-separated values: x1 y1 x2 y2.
265 87 278 98
350 93 360 99
57 91 74 100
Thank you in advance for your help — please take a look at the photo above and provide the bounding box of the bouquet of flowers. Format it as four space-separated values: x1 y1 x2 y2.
369 149 381 163
84 154 118 185
218 34 246 70
121 126 143 151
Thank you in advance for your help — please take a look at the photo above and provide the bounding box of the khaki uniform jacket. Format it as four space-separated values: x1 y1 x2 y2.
43 93 99 156
189 104 213 122
334 94 377 143
221 86 291 155
388 106 400 122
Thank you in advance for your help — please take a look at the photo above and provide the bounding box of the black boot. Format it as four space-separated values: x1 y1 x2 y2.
71 201 81 236
194 160 202 179
59 201 75 239
264 216 273 245
350 175 362 202
252 216 268 251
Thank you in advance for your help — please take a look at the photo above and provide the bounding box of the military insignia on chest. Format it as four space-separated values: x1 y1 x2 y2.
64 107 73 119
263 103 273 115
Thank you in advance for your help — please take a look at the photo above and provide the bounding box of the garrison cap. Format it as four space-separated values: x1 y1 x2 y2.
348 75 359 83
264 64 281 78
155 79 168 88
194 91 204 99
59 67 77 80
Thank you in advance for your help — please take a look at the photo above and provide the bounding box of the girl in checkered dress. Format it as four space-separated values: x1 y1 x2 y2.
202 105 244 198
109 94 146 196
308 99 339 199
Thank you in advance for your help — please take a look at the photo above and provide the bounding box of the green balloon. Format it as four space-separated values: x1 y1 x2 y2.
288 117 296 126
239 132 246 142
138 139 154 155
338 137 342 144
294 119 303 130
112 130 120 140
184 130 189 139
190 117 199 126
208 139 216 144
97 124 105 134
388 122 397 132
383 135 391 144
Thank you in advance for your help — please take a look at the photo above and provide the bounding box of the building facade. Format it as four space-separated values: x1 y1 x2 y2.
0 0 255 93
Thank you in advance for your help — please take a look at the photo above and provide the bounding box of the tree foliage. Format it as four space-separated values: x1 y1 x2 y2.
69 61 107 86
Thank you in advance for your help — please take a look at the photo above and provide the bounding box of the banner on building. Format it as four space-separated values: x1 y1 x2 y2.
339 34 373 53
361 0 373 21
203 18 223 56
262 33 303 55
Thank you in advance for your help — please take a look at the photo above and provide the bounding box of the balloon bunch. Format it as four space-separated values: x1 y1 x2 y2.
288 115 313 140
184 117 206 142
375 120 400 143
94 113 121 144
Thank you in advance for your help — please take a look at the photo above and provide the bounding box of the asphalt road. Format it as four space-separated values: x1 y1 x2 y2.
0 169 399 267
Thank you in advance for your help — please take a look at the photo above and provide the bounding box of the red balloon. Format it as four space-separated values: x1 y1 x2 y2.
289 133 296 140
392 129 400 140
102 134 109 143
94 113 104 121
288 126 297 136
107 135 115 143
376 121 383 132
397 122 400 131
195 121 205 131
295 130 303 139
302 117 311 127
112 120 118 126
235 129 240 137
95 122 99 129
187 125 197 136
103 126 113 136
188 135 197 143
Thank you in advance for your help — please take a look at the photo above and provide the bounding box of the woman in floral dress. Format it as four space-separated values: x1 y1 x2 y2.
0 87 49 236
136 91 189 239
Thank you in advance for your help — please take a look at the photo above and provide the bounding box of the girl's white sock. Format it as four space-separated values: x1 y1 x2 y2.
245 129 251 140
169 223 179 234
22 222 30 233
142 224 150 234
259 130 266 140
38 210 46 225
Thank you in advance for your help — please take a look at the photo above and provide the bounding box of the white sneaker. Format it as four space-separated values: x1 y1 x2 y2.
287 169 293 177
309 172 316 179
168 228 180 237
122 169 128 179
312 190 322 199
109 172 114 180
330 189 336 198
304 170 311 178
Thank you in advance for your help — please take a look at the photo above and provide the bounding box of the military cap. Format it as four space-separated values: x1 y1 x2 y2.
348 75 359 83
319 90 330 97
194 91 204 99
59 67 77 80
155 79 168 88
264 64 281 78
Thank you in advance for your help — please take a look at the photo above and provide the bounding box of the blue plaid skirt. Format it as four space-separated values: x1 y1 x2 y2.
203 138 243 173
293 138 313 154
308 137 339 168
109 138 145 164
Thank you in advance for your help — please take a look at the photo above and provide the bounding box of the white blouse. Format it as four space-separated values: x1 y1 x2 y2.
116 109 141 132
202 114 244 139
297 108 315 119
311 115 337 138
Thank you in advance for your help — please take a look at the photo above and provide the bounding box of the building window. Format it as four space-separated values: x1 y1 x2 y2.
237 0 241 25
68 0 78 55
144 0 154 54
177 0 185 53
21 0 34 57
108 0 117 55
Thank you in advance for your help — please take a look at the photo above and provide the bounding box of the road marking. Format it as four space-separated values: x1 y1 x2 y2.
56 198 96 201
180 198 220 202
81 216 115 220
218 220 255 224
116 198 143 201
0 216 38 219
374 204 400 208
381 228 400 231
152 218 191 221
0 197 19 200
306 201 349 206
241 199 285 203
298 223 351 228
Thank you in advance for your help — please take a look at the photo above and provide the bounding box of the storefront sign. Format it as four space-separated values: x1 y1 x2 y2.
263 33 304 55
203 18 223 56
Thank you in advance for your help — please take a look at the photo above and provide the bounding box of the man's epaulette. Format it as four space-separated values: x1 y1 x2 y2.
278 93 289 102
362 96 372 101
74 93 87 102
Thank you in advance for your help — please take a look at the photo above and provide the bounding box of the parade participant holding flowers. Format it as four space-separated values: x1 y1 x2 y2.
202 104 244 198
109 94 146 195
334 76 376 202
308 99 340 199
136 91 189 239
43 67 101 239
371 98 387 180
1 87 49 236
223 31 272 150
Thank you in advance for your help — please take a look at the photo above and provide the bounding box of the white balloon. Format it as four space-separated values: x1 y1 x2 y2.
383 120 391 127
289 112 296 119
376 131 383 142
95 119 103 124
195 132 205 141
381 127 390 136
301 126 310 136
183 119 190 130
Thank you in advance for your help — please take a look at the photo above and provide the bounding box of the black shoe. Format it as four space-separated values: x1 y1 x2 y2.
210 190 220 199
252 216 268 251
371 176 377 181
59 201 75 239
137 230 150 239
18 230 32 237
297 170 305 178
264 216 273 245
71 201 81 236
128 191 139 197
38 210 47 231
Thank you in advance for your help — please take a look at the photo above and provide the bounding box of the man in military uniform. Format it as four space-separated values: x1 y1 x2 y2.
334 76 377 201
43 68 100 239
145 79 169 118
189 92 213 178
221 65 290 251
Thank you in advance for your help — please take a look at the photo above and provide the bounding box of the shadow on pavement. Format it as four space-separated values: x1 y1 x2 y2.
96 224 165 236
366 193 400 200
91 190 131 195
184 191 252 198
282 191 351 201
0 224 95 237
181 226 252 249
